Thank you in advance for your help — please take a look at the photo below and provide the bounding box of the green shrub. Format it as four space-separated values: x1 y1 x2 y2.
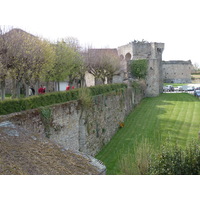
148 141 200 175
40 107 52 138
118 140 200 175
89 83 127 96
0 83 127 115
132 81 141 94
129 59 148 79
78 88 93 108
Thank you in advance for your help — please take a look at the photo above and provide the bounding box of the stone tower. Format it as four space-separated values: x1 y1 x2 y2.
118 41 164 97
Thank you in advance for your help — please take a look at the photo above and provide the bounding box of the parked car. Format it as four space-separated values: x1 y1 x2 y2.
196 92 200 97
187 86 194 91
194 87 200 91
177 86 183 91
163 85 174 92
174 87 179 91
194 89 200 96
173 86 183 91
182 85 188 92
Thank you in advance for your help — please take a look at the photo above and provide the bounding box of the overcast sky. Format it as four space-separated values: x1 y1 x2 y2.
1 0 200 65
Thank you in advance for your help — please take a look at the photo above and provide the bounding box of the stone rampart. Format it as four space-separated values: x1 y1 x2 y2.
0 87 144 156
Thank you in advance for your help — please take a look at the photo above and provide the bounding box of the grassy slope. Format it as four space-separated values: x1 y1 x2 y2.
96 93 200 174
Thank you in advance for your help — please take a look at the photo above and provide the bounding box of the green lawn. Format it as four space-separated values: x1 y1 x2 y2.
96 93 200 174
163 83 187 87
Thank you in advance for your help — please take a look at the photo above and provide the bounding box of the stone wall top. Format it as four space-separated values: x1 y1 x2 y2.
162 60 192 65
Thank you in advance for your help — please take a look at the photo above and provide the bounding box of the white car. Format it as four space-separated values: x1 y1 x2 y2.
174 87 179 91
163 85 174 92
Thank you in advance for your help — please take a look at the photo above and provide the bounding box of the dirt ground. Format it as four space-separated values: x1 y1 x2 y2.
0 130 99 175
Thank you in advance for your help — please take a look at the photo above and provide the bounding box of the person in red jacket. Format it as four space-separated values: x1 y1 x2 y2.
38 85 45 94
66 85 70 90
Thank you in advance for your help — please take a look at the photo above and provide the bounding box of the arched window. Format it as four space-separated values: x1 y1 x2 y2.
120 55 124 61
125 53 131 61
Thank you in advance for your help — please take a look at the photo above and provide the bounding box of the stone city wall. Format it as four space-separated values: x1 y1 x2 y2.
0 87 144 156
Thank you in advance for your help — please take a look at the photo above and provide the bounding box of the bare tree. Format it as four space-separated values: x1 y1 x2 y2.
99 50 121 84
83 48 104 85
84 48 121 85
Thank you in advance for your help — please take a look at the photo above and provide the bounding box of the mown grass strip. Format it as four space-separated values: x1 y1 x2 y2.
96 93 200 174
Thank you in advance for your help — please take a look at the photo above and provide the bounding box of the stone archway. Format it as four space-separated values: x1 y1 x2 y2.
125 53 131 61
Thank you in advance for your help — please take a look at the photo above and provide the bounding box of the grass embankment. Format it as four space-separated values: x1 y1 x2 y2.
96 93 200 175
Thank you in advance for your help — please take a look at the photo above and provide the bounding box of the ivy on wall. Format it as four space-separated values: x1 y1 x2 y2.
40 107 52 138
129 59 148 79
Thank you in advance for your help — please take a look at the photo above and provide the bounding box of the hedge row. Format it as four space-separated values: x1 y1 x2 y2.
89 83 127 96
0 83 127 115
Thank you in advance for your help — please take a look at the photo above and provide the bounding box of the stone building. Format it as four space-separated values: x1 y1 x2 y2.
162 60 192 83
118 41 164 97
85 41 165 97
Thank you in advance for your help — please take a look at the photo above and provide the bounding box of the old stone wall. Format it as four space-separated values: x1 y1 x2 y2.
162 60 192 83
0 87 144 156
146 59 163 96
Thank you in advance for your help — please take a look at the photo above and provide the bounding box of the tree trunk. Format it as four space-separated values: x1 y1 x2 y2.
35 81 39 95
25 84 29 97
68 75 74 88
16 81 21 99
81 78 85 88
11 79 17 99
0 80 6 101
107 76 113 84
45 81 49 93
57 81 60 91
100 77 106 85
95 77 99 85
80 75 85 88
53 81 56 91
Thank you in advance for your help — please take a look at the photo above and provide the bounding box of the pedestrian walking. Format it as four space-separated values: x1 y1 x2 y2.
66 85 70 90
38 85 45 94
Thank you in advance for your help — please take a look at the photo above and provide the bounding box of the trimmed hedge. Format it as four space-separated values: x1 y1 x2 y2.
0 83 127 115
89 84 127 96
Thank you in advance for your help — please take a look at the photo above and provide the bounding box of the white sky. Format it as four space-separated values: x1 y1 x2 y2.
1 0 200 64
